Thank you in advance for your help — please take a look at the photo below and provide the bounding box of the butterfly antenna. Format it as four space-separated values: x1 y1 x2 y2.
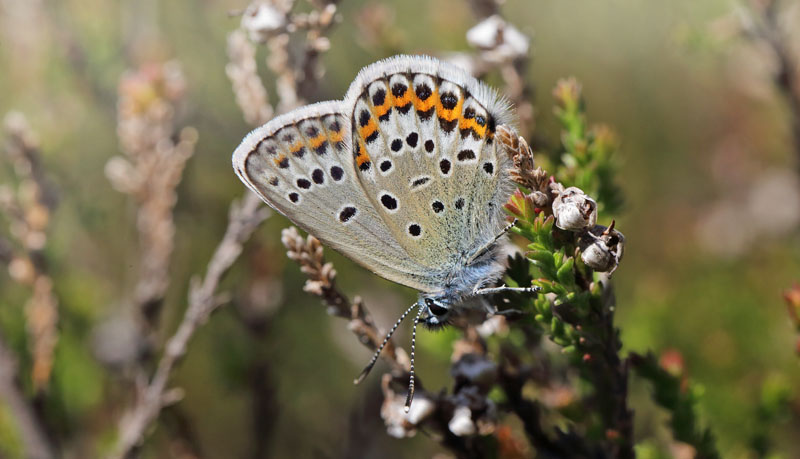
354 302 418 385
404 305 426 412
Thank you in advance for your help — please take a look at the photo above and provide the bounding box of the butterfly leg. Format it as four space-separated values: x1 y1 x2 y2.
466 219 518 264
473 284 541 296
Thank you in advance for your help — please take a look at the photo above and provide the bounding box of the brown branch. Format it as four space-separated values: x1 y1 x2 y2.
280 227 409 374
738 0 800 172
762 0 800 172
0 330 57 459
109 192 270 459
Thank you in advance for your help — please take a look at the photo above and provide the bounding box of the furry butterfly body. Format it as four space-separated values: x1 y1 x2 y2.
233 55 536 407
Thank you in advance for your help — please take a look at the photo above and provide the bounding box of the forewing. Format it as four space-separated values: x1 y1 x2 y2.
344 57 516 274
233 101 433 291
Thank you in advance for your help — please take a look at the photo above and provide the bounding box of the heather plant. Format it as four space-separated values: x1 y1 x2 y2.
0 0 798 458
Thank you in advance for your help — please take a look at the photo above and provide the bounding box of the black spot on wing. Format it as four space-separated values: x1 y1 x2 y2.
380 193 398 210
372 88 386 106
339 206 357 222
406 132 418 147
391 139 402 152
439 118 458 133
439 159 451 175
415 84 432 100
312 169 324 184
391 83 407 97
411 177 430 188
359 110 371 127
440 92 458 109
418 108 434 121
330 166 344 181
457 149 476 161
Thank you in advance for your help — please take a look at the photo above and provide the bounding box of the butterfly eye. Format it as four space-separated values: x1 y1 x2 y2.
425 298 448 316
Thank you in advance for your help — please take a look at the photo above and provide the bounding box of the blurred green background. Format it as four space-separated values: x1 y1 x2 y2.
1 0 799 457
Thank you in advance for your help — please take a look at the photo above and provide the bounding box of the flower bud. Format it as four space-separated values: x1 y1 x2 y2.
448 406 476 436
579 222 625 273
241 3 287 42
784 282 800 331
503 189 536 221
552 187 597 231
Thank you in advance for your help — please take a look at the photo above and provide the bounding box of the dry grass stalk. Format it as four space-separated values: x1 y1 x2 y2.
110 193 270 459
105 61 197 351
226 29 274 127
0 330 56 459
1 111 59 392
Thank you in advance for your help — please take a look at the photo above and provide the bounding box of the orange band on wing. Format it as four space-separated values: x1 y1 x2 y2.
372 99 392 118
458 118 487 138
393 87 413 109
309 134 327 149
413 89 437 112
274 154 288 167
358 119 378 140
329 129 344 143
355 139 371 167
436 95 463 122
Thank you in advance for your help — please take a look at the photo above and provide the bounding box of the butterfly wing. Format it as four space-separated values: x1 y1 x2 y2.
342 56 517 284
233 101 434 291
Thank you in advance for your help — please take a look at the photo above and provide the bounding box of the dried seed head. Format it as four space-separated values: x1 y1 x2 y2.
448 405 476 436
241 2 288 42
552 187 597 231
579 222 625 273
380 374 434 438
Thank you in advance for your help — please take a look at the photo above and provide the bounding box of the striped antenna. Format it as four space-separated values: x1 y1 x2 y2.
404 305 426 412
354 302 419 385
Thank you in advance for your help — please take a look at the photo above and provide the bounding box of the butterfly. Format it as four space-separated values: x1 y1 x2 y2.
232 55 538 410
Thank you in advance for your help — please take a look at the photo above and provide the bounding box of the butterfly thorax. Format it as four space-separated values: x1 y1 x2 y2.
418 240 506 328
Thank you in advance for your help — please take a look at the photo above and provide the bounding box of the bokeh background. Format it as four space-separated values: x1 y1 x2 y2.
1 0 799 457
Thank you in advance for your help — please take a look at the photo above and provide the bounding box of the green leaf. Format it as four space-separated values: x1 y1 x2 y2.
557 257 576 286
